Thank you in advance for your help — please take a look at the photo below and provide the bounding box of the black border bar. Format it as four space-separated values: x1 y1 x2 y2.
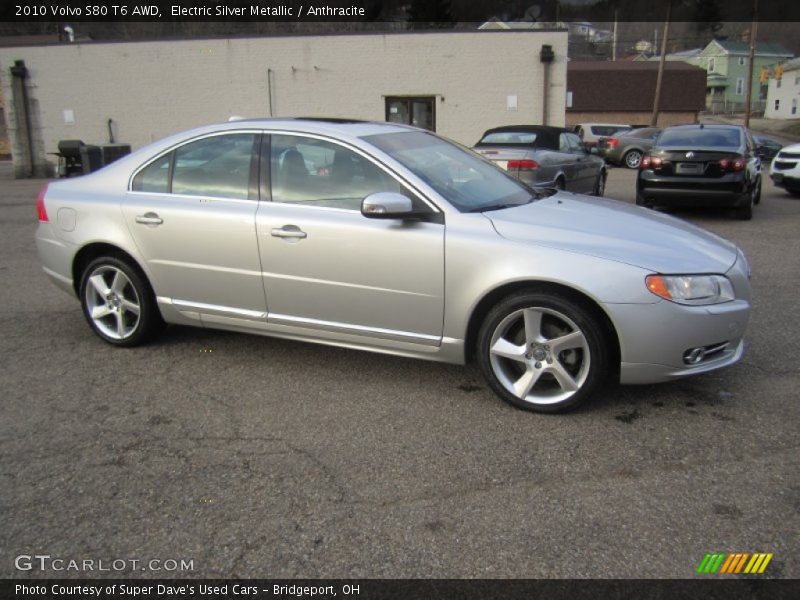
3 579 800 600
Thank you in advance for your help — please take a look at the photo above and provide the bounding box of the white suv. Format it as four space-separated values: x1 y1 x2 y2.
770 142 800 197
573 123 631 149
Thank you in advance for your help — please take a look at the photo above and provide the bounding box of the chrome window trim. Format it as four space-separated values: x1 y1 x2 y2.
129 128 444 214
127 129 264 194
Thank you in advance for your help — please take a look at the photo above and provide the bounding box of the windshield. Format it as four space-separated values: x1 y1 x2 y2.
363 131 536 212
657 128 741 148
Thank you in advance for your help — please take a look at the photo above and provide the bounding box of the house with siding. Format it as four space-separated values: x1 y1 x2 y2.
686 40 793 113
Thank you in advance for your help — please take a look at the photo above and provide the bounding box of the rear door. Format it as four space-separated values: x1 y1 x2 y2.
123 132 267 321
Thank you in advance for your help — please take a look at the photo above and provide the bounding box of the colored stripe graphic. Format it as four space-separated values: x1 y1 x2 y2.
698 552 773 575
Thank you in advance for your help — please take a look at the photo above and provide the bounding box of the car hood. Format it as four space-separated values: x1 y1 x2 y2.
777 142 800 154
487 192 739 273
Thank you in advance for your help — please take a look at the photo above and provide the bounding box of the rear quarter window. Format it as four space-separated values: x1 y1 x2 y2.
478 132 538 145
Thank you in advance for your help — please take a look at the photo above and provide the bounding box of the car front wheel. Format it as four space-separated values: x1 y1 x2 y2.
593 171 606 196
477 291 608 413
79 256 163 346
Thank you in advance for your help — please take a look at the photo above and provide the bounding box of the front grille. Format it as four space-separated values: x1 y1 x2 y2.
777 151 800 160
773 161 797 171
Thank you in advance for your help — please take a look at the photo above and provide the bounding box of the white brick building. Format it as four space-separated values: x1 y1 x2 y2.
0 30 567 177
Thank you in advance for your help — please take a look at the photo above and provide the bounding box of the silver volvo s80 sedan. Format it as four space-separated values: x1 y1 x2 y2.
36 119 751 412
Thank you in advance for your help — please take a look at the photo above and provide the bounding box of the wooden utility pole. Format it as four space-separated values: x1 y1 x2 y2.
744 0 759 128
651 1 672 127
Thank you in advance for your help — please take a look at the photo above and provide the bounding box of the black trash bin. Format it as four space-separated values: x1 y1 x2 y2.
56 140 86 177
101 143 132 166
80 144 103 174
55 140 106 176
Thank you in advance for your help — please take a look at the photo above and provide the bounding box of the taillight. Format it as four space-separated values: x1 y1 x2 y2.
718 157 746 172
607 138 619 147
36 184 49 222
507 159 539 171
640 156 662 170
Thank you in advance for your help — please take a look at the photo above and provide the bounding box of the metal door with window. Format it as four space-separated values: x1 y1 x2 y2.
255 133 444 344
386 97 436 131
123 132 267 319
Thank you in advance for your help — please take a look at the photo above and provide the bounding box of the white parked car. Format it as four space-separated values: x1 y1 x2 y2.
769 142 800 197
573 123 632 149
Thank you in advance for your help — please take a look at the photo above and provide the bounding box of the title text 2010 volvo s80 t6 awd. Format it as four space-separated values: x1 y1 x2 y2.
36 119 751 412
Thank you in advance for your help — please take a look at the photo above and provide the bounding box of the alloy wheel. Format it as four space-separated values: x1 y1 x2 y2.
84 265 141 340
488 307 590 406
624 150 642 169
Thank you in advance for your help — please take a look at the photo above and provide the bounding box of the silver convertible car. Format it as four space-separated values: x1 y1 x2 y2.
36 119 752 412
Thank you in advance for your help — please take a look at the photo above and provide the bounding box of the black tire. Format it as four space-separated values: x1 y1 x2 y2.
79 256 164 347
476 291 609 413
554 177 565 191
789 190 800 198
635 193 652 208
754 178 762 205
623 149 643 169
593 171 607 197
735 184 755 221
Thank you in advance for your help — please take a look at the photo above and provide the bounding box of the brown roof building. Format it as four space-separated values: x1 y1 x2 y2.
566 61 707 127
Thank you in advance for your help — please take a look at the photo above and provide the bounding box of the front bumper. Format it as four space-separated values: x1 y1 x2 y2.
609 254 751 384
769 172 800 191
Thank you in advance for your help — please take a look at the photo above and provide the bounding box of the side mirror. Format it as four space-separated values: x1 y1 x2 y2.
361 192 415 219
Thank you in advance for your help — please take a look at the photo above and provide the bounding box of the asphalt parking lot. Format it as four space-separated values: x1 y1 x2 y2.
1 164 798 579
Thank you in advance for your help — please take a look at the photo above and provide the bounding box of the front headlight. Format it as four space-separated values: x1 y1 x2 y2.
645 274 735 305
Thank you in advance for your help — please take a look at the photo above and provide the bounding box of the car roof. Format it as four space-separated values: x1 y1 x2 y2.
477 125 565 150
191 117 417 140
661 124 744 132
481 125 569 135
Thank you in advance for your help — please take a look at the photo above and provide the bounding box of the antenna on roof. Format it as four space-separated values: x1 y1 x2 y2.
228 115 245 122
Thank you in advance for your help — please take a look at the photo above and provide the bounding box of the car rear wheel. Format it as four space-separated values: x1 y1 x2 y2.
554 177 565 191
736 182 757 221
623 150 643 169
79 256 163 347
477 291 608 413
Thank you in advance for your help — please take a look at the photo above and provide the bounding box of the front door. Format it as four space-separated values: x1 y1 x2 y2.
255 133 444 344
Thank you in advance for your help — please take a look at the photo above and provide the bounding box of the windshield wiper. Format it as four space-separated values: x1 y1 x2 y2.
466 198 535 213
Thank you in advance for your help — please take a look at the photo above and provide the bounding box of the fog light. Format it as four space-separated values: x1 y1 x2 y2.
684 347 706 365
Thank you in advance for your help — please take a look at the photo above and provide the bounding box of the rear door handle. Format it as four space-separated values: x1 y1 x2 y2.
271 225 307 240
135 212 163 226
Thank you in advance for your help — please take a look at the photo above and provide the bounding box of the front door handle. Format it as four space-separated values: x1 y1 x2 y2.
271 225 307 240
135 212 163 226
